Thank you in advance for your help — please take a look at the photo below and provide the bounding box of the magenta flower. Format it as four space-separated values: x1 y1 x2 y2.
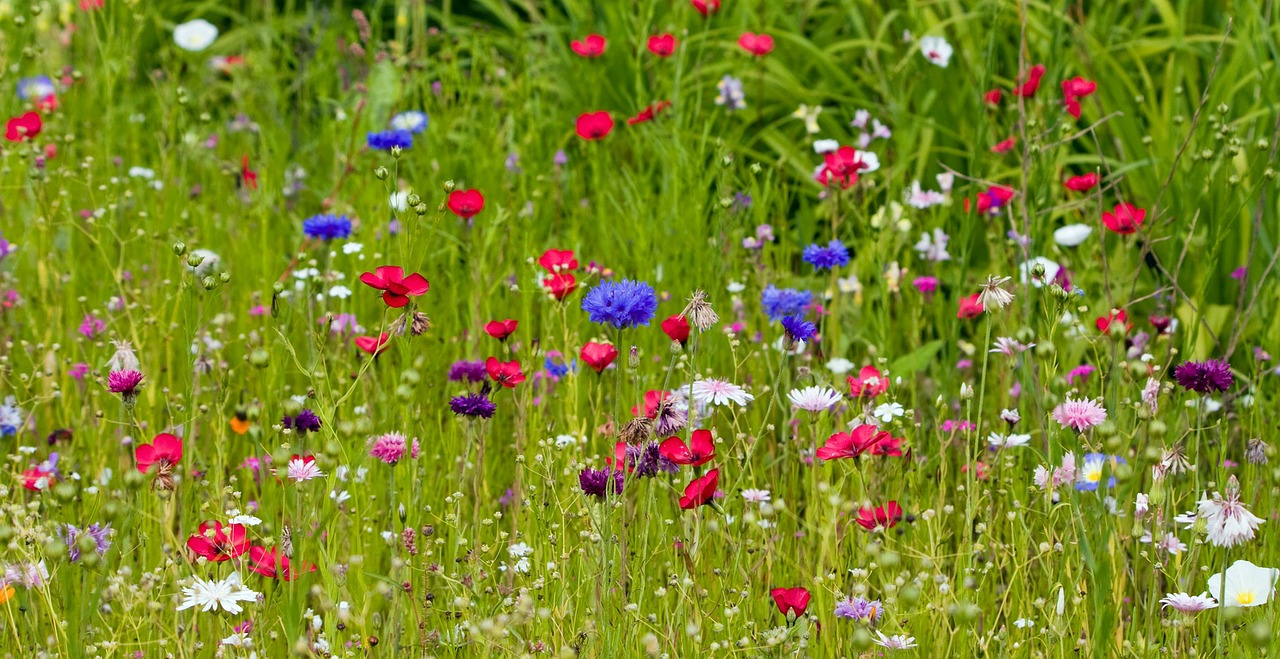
107 370 144 395
78 314 106 339
368 432 416 465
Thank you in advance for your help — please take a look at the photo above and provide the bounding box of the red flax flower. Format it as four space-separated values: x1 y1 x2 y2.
1096 309 1132 335
575 111 614 141
816 424 900 460
847 365 888 399
187 521 250 562
359 266 429 308
818 146 871 189
354 332 391 355
447 189 485 220
5 112 41 142
957 293 984 319
1013 63 1046 98
580 341 619 372
990 137 1016 153
1102 202 1146 234
983 89 1002 106
738 32 774 56
690 0 720 16
542 273 578 300
538 249 577 273
1062 76 1097 98
679 468 719 509
135 433 183 474
570 34 606 58
660 429 715 466
627 101 672 126
486 357 526 388
855 501 904 531
1064 173 1098 192
484 319 518 341
770 587 811 619
248 545 314 581
661 314 690 345
241 154 258 190
647 34 676 57
636 390 672 418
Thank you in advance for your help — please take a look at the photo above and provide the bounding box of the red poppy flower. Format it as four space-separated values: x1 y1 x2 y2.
581 341 619 373
679 468 719 509
80 0 104 8
359 266 430 308
1064 173 1098 192
36 94 58 112
855 501 904 531
770 587 811 618
961 461 989 480
957 293 984 319
447 189 485 220
604 441 631 473
627 101 672 126
5 111 42 142
818 146 871 189
991 137 1016 153
1013 63 1046 98
690 0 720 16
816 424 900 460
1064 97 1082 119
241 154 258 190
1096 309 1131 335
738 32 774 56
538 249 578 273
248 545 314 581
983 89 1002 106
484 319 518 340
21 467 56 491
846 365 888 399
354 332 391 355
135 433 183 473
486 357 526 388
968 185 1016 214
661 314 690 344
635 390 672 418
575 111 614 141
570 34 606 58
186 521 249 562
660 429 715 466
1061 76 1097 98
647 34 676 57
541 273 578 300
1102 202 1145 234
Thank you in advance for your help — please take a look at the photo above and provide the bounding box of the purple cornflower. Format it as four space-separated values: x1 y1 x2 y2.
505 153 522 173
834 596 883 622
448 360 487 383
62 523 111 562
578 467 624 498
553 150 569 167
282 409 322 435
79 314 106 339
912 276 938 296
1172 359 1233 393
68 363 90 380
802 239 850 270
450 393 496 418
627 443 679 478
326 313 363 335
1066 364 1096 386
107 370 144 395
0 231 16 263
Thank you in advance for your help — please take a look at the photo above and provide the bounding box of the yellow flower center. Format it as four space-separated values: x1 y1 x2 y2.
1236 591 1256 605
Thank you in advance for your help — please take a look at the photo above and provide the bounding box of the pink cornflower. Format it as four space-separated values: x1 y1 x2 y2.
368 432 415 465
68 363 90 379
1051 397 1107 432
108 370 144 408
78 314 105 339
285 455 324 482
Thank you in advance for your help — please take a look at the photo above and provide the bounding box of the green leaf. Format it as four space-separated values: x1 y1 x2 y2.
890 340 945 374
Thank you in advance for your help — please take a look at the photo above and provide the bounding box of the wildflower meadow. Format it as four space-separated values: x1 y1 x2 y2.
4 0 1280 656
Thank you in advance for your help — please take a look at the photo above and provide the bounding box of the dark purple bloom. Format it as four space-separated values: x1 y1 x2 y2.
627 442 678 478
107 370 144 395
448 360 488 383
1173 359 1233 394
283 409 322 435
834 596 883 622
780 315 817 343
450 393 496 418
578 467 624 498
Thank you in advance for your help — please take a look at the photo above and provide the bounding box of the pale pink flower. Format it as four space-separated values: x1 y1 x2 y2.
1160 592 1217 613
1051 397 1107 432
285 455 324 483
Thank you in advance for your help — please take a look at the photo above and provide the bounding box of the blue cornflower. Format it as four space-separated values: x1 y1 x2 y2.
302 214 352 240
62 523 111 562
390 111 429 134
0 396 22 436
780 315 817 343
367 129 414 151
543 354 576 379
450 393 496 419
761 285 812 321
1075 453 1124 491
17 75 55 100
802 239 850 270
581 279 658 329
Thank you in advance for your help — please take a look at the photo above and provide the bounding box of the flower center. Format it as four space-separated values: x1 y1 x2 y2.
1236 591 1256 605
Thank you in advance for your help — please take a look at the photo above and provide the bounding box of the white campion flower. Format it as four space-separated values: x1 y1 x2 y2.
813 139 839 154
1194 476 1264 547
176 572 259 614
919 35 953 67
174 19 219 52
988 433 1030 449
825 358 854 375
871 402 904 424
1054 224 1093 247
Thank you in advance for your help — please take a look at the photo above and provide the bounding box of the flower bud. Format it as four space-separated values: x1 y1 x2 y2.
201 276 217 290
186 253 205 268
443 180 456 192
249 348 270 368
1031 262 1046 279
375 166 390 180
390 146 403 159
172 241 187 256
407 193 421 207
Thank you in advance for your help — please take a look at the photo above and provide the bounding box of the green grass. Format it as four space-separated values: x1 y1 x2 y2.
1 0 1279 656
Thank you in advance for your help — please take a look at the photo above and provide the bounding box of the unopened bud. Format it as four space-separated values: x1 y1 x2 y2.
172 241 187 256
375 166 390 180
201 276 217 290
443 180 456 192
